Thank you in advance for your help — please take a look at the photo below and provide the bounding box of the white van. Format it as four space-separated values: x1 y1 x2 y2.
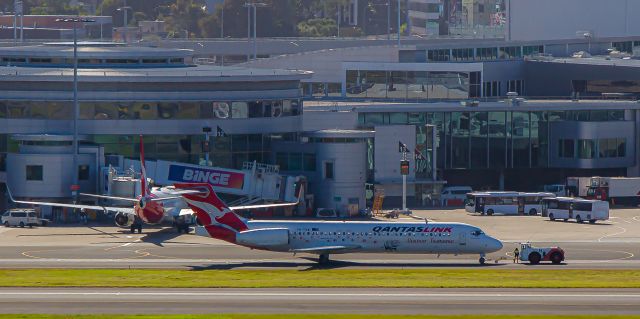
441 186 473 206
2 209 41 227
542 197 609 223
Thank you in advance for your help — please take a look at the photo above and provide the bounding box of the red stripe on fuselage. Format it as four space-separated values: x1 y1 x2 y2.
204 224 237 243
216 212 248 231
188 204 213 226
177 183 228 212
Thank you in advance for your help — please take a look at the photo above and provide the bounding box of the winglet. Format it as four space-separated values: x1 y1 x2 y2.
5 184 16 203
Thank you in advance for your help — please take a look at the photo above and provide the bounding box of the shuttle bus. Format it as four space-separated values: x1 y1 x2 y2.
541 197 609 224
465 192 554 216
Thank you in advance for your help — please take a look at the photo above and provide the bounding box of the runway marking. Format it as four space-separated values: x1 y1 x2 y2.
104 238 142 251
0 292 639 298
598 225 628 242
566 248 635 263
132 248 176 259
21 249 53 259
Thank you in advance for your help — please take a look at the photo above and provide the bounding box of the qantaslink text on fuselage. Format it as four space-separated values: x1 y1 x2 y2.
372 226 452 233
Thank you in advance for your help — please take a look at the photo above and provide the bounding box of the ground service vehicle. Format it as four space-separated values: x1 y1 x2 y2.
177 183 503 265
465 192 554 216
566 177 591 197
519 242 564 265
586 177 640 206
441 186 473 206
2 209 41 227
542 197 609 223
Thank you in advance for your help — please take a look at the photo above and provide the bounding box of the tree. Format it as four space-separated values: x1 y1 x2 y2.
163 0 206 38
29 0 86 15
205 0 298 38
98 0 175 26
297 18 336 37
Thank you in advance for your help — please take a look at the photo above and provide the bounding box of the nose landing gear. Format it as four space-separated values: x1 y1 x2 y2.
318 254 330 265
479 253 486 265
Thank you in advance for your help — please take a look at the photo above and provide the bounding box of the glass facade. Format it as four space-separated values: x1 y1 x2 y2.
0 101 72 119
0 100 301 120
358 109 628 170
346 70 479 100
426 44 543 63
275 152 316 172
90 133 296 169
558 138 626 160
0 56 186 67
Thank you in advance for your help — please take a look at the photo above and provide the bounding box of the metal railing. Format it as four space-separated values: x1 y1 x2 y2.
242 161 279 174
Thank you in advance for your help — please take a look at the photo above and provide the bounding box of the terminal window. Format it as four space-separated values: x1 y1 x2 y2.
324 162 334 179
78 165 90 181
26 165 43 181
558 139 575 158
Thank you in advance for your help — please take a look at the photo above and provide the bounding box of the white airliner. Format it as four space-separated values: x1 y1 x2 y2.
175 183 504 265
8 136 299 233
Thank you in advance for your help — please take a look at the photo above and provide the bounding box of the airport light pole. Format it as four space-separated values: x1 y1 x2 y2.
245 3 250 61
397 0 401 47
220 0 224 39
399 142 410 212
57 12 95 203
387 1 391 41
117 1 132 43
244 2 267 61
202 127 212 166
372 1 391 41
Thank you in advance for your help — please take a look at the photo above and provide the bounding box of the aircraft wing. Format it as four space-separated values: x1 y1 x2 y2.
8 187 135 214
291 245 361 255
230 201 299 211
79 193 139 203
80 193 191 203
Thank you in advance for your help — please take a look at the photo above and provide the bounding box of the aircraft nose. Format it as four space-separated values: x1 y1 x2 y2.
488 237 503 252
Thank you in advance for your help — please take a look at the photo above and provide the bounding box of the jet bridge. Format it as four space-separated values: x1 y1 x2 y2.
102 157 302 204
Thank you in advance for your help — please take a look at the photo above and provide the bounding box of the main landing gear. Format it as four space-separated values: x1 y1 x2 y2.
479 253 486 265
130 221 142 234
318 254 330 265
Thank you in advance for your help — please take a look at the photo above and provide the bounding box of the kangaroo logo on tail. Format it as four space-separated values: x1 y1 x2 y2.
174 183 248 232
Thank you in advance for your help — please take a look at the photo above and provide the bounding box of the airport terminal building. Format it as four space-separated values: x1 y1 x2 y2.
2 34 640 214
0 43 311 212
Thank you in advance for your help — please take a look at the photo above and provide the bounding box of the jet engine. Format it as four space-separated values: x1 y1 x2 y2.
114 212 135 227
236 228 289 248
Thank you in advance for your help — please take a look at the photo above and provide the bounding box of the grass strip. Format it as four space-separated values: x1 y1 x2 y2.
1 269 640 288
2 316 640 319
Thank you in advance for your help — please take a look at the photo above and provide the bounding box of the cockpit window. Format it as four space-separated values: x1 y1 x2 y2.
471 230 484 236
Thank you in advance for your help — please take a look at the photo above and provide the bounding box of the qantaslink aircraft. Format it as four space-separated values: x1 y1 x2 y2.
175 183 504 265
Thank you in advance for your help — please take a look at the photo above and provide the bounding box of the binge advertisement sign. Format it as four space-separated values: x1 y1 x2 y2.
168 164 245 189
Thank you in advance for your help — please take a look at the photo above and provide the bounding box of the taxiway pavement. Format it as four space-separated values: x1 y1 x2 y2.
0 208 638 269
0 288 638 314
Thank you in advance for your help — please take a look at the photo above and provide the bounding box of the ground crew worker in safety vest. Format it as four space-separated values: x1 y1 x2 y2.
513 247 520 263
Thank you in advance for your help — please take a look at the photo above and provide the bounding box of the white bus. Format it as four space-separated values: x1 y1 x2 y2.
465 192 555 216
541 197 609 224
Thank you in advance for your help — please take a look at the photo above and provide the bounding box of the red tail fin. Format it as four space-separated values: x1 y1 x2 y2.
139 135 148 197
174 183 247 231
